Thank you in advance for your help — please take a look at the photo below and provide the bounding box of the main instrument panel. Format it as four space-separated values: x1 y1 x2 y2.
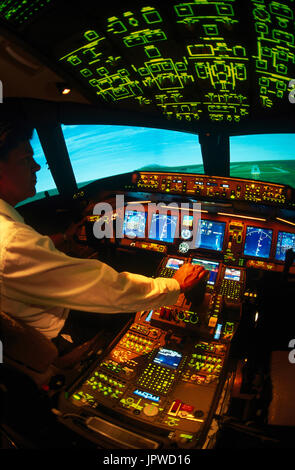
118 209 295 272
85 171 295 273
58 171 295 449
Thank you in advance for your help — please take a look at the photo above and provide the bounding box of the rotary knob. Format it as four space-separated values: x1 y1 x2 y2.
190 313 199 324
143 404 159 417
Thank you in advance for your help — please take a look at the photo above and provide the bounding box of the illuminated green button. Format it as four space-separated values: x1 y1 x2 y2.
72 394 81 400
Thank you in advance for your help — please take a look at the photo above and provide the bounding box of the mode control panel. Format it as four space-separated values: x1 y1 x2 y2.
130 172 293 207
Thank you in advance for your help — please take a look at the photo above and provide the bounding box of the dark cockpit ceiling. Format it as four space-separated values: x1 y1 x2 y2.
0 0 294 205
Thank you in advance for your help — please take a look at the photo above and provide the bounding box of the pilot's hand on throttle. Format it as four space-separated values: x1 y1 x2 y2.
173 264 208 294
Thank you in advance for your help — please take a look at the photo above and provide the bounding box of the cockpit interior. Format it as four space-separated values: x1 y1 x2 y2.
0 0 295 451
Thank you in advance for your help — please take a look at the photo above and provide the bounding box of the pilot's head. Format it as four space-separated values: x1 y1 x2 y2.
0 121 41 206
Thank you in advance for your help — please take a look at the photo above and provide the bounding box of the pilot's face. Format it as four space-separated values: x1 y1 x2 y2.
0 140 41 206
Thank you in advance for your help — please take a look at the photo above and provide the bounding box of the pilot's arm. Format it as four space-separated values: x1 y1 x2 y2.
2 221 206 338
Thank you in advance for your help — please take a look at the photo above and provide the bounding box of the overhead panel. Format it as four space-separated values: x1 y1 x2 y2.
0 0 294 130
0 0 53 27
251 1 294 108
56 1 251 124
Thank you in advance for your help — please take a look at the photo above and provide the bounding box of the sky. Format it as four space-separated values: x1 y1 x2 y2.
30 125 295 195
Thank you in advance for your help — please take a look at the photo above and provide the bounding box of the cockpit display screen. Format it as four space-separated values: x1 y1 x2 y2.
275 231 295 262
224 267 241 281
191 258 219 285
123 210 147 238
165 258 184 270
181 214 194 240
195 220 225 251
243 226 273 259
148 214 178 243
153 348 182 370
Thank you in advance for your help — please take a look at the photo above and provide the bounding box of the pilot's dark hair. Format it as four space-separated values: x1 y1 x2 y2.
0 120 34 161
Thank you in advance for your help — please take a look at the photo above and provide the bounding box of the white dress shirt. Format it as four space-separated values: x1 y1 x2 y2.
0 199 180 339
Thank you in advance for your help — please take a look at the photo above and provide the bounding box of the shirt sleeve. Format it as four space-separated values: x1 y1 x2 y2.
2 224 180 313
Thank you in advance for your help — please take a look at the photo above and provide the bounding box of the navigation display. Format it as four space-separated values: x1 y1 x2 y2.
243 226 273 259
275 231 295 262
148 214 178 243
191 258 219 285
165 258 184 270
123 210 147 238
195 220 225 251
224 267 241 282
153 348 182 370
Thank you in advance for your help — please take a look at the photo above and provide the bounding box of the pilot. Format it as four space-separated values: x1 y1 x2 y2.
0 120 207 353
